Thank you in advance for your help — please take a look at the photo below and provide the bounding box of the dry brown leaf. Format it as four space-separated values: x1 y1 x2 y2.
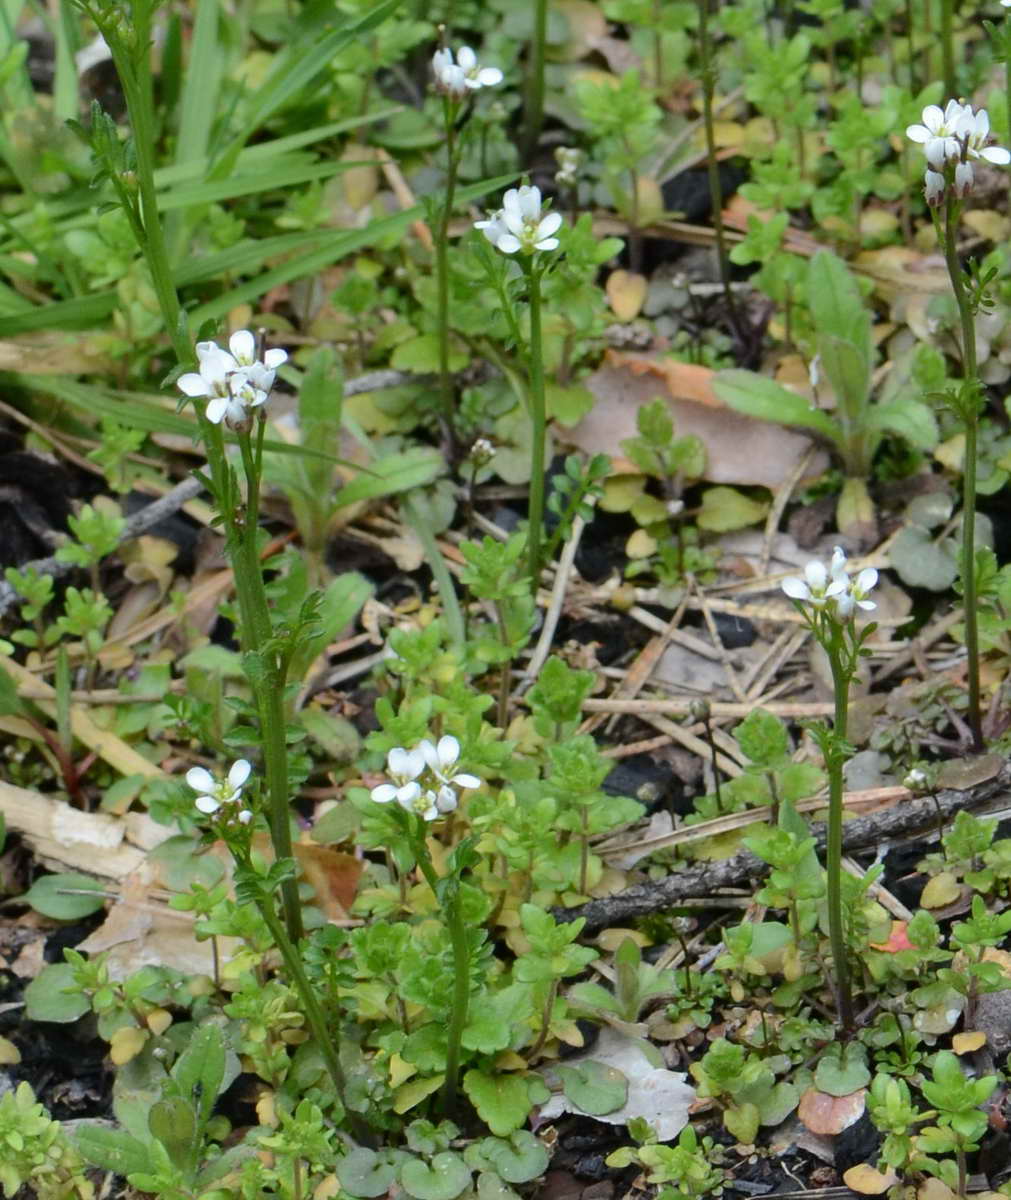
571 351 829 488
606 270 648 322
952 1030 987 1054
917 1178 958 1200
843 1164 899 1194
796 1087 866 1135
294 842 364 919
853 246 950 304
554 0 608 60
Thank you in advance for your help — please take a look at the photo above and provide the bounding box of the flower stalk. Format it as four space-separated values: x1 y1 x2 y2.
782 549 878 1031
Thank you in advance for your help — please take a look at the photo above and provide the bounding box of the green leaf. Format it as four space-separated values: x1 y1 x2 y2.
391 334 468 374
556 1060 629 1116
148 1097 197 1171
338 1148 410 1198
815 1045 870 1096
171 1023 225 1126
334 448 443 509
24 872 107 920
807 250 872 354
735 709 789 768
712 370 841 445
463 1132 549 1184
697 486 768 532
817 333 871 428
462 1071 538 1137
723 1101 760 1145
0 664 26 717
889 526 958 591
399 1152 472 1200
866 397 939 450
23 963 91 1022
546 383 596 427
74 1123 152 1176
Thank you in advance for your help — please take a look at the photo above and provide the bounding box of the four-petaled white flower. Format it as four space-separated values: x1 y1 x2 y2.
370 736 480 821
961 106 1011 166
177 330 286 430
370 746 425 808
187 759 252 817
906 100 970 169
432 45 502 98
782 547 878 619
907 98 1010 203
476 185 563 255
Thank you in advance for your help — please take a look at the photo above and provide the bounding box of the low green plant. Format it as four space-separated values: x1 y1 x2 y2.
607 1121 725 1200
0 1082 92 1199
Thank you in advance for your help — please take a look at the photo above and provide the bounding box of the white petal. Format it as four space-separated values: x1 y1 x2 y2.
456 46 476 70
177 373 210 397
922 104 945 131
804 561 827 590
906 124 931 144
237 809 253 824
229 330 256 364
388 747 414 778
835 593 855 618
451 772 480 789
856 598 877 611
537 211 563 239
205 396 228 424
925 139 950 169
854 567 878 592
496 233 521 253
195 795 220 814
477 67 503 86
534 237 559 251
263 348 287 369
228 759 252 789
825 579 848 598
782 577 811 601
370 784 396 803
436 735 460 769
418 739 439 772
517 186 541 221
436 786 458 813
982 146 1011 164
501 207 526 237
186 767 215 793
397 781 422 805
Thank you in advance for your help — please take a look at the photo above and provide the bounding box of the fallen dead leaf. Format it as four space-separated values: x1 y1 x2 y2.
844 1164 899 1195
537 1026 695 1140
797 1087 866 1135
606 270 648 322
917 1178 958 1200
952 1031 987 1054
869 921 914 953
571 351 829 488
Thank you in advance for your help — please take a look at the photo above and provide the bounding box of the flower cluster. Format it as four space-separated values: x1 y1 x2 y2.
475 185 563 255
782 547 878 619
554 145 583 188
370 735 480 822
431 45 502 98
177 330 286 430
906 99 1010 204
187 758 254 824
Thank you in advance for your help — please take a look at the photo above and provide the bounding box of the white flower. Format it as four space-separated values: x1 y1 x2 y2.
187 759 252 816
783 549 878 618
370 736 478 821
782 559 847 610
961 106 1011 165
177 330 285 427
476 185 563 255
432 45 501 97
906 99 970 169
205 373 269 428
554 146 583 186
954 160 974 197
370 745 425 808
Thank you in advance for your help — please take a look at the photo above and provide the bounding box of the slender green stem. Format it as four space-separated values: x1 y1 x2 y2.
437 99 460 426
940 0 955 98
525 264 547 591
941 194 984 751
527 979 558 1061
524 0 549 158
412 831 469 1115
825 621 854 1031
697 0 740 338
253 887 348 1106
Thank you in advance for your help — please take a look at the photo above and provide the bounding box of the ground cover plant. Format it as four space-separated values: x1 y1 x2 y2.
8 0 1011 1198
